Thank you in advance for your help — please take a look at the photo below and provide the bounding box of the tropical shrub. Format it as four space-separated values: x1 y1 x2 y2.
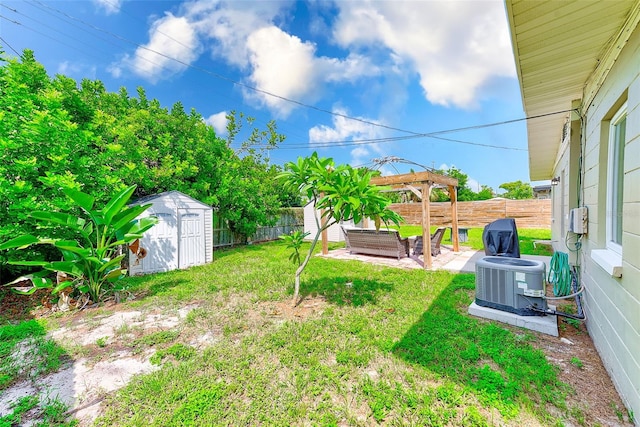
0 49 297 255
0 185 157 304
278 153 403 304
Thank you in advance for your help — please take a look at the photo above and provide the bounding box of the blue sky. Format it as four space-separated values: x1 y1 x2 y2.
0 0 544 192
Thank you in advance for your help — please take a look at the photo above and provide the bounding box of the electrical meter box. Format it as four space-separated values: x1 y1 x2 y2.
568 207 588 234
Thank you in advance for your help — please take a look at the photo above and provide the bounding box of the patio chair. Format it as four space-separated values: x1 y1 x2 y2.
413 227 446 257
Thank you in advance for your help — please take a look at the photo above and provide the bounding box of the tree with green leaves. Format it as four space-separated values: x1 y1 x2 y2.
475 185 494 200
0 50 107 244
430 166 495 201
499 180 533 199
0 49 296 260
218 111 288 238
0 185 157 304
278 153 403 305
442 166 476 201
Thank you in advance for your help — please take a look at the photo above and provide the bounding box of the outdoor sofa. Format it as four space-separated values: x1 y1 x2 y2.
341 227 410 260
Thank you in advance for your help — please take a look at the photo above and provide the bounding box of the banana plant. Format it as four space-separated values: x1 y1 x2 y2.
0 185 157 304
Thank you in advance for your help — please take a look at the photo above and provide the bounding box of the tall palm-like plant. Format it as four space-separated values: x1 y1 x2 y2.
279 153 403 305
0 185 157 303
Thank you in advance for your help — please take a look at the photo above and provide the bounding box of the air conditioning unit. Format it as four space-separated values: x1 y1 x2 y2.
475 257 547 316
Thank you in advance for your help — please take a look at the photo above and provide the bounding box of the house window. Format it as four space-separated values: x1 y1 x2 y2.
606 103 626 254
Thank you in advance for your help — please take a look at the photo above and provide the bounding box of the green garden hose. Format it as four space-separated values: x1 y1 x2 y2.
547 251 572 296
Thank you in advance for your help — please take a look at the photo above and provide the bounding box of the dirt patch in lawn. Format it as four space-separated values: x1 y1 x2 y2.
257 296 328 321
0 290 634 426
536 315 633 426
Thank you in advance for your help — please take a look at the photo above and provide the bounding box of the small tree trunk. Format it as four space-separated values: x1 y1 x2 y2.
293 273 301 306
292 224 330 306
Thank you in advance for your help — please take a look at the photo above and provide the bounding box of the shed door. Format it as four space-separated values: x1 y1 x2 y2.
142 212 178 273
179 210 205 268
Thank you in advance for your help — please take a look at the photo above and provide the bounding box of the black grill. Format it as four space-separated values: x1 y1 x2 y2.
482 218 520 258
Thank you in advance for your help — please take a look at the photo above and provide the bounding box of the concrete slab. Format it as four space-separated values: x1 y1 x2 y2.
440 251 552 274
319 245 552 275
468 302 558 337
440 250 484 273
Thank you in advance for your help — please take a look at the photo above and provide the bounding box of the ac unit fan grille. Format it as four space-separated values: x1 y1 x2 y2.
478 267 512 307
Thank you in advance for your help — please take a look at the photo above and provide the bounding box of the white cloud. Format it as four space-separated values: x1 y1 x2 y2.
350 146 370 166
113 0 514 115
58 61 97 80
113 13 200 82
114 1 380 116
332 1 515 109
323 53 381 83
309 109 380 144
309 108 386 165
244 27 380 117
205 111 228 136
243 26 319 117
94 0 122 15
58 61 75 75
187 1 286 68
467 178 481 193
240 27 380 117
107 63 122 78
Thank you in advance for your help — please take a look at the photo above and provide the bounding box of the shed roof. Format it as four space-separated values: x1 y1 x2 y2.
131 190 212 210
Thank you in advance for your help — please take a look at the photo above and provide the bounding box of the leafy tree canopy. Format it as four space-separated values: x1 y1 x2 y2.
0 49 297 278
499 180 534 199
430 166 494 202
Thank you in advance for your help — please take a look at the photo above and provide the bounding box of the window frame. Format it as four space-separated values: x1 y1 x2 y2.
606 102 627 255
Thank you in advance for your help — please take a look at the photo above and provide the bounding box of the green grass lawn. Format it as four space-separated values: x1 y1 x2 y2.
3 239 577 426
394 225 553 256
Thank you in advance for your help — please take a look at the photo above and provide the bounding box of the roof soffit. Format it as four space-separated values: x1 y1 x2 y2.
505 0 638 180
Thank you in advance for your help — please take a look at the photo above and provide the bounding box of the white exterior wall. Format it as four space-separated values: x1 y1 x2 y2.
129 191 213 275
303 202 363 242
551 130 570 251
557 26 640 417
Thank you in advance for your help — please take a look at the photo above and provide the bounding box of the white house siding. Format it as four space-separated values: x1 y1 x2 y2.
129 191 213 275
551 129 571 254
561 25 640 416
303 202 366 242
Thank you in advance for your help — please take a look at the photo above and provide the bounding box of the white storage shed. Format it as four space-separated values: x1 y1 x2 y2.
129 191 213 275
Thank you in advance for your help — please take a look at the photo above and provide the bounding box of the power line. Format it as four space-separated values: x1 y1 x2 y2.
99 0 195 52
0 9 571 154
23 0 426 136
23 0 311 143
22 1 129 51
1 4 204 89
0 35 21 57
255 108 575 151
3 2 576 152
3 3 124 58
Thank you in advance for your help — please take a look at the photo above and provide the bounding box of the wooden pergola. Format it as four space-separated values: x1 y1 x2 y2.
370 170 459 270
318 169 459 270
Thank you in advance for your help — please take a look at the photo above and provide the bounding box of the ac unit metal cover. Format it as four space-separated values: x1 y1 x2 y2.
475 256 547 316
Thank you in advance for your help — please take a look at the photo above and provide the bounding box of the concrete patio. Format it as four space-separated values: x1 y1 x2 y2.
319 244 552 274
